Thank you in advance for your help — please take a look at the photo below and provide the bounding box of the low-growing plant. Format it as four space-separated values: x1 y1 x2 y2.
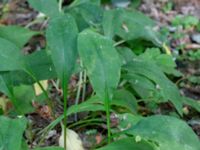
172 15 199 29
0 0 200 150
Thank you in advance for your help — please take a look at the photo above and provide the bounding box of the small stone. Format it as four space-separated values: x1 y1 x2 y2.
168 26 177 33
112 0 131 8
191 34 200 44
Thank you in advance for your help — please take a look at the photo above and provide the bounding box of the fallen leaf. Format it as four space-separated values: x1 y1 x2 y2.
59 128 84 150
34 80 48 96
0 97 9 112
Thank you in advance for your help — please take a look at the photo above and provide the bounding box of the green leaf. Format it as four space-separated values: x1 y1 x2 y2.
117 47 136 64
125 73 158 100
67 96 105 115
0 75 11 96
0 50 57 86
112 89 138 113
103 9 163 46
78 29 121 99
0 38 24 71
183 97 200 113
28 0 59 18
13 85 35 114
0 75 34 114
126 115 200 150
139 48 181 76
20 139 29 150
0 116 27 150
123 58 183 115
67 2 103 31
117 113 143 130
46 14 78 82
0 25 38 48
96 137 154 150
34 147 64 150
24 50 57 82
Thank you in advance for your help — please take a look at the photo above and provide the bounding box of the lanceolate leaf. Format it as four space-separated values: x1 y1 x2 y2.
123 58 183 115
0 50 57 86
78 30 121 99
24 50 57 81
0 38 24 71
103 9 163 46
126 115 200 150
67 2 103 31
46 14 78 82
0 25 38 48
28 0 59 18
0 116 27 150
112 89 138 113
13 85 36 114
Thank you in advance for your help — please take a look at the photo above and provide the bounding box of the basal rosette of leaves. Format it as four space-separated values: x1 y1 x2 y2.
0 0 199 150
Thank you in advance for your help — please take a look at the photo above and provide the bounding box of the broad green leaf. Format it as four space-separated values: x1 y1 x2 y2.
112 89 138 113
0 38 24 71
20 139 29 150
97 137 154 150
126 115 200 150
0 50 57 86
139 48 181 76
46 14 78 82
13 85 35 114
0 116 27 150
28 0 59 18
102 10 116 39
125 74 159 100
117 47 136 64
117 113 143 131
78 30 121 99
24 50 57 82
34 147 64 150
103 9 163 46
67 2 103 30
72 3 103 25
0 25 38 48
123 58 183 115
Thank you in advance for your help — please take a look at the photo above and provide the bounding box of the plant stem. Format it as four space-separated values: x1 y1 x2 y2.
68 118 104 129
114 40 126 47
59 0 63 12
81 70 87 101
74 71 83 121
62 76 68 150
105 90 111 143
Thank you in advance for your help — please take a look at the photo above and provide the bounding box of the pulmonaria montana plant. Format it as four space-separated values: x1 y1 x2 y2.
0 0 199 150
